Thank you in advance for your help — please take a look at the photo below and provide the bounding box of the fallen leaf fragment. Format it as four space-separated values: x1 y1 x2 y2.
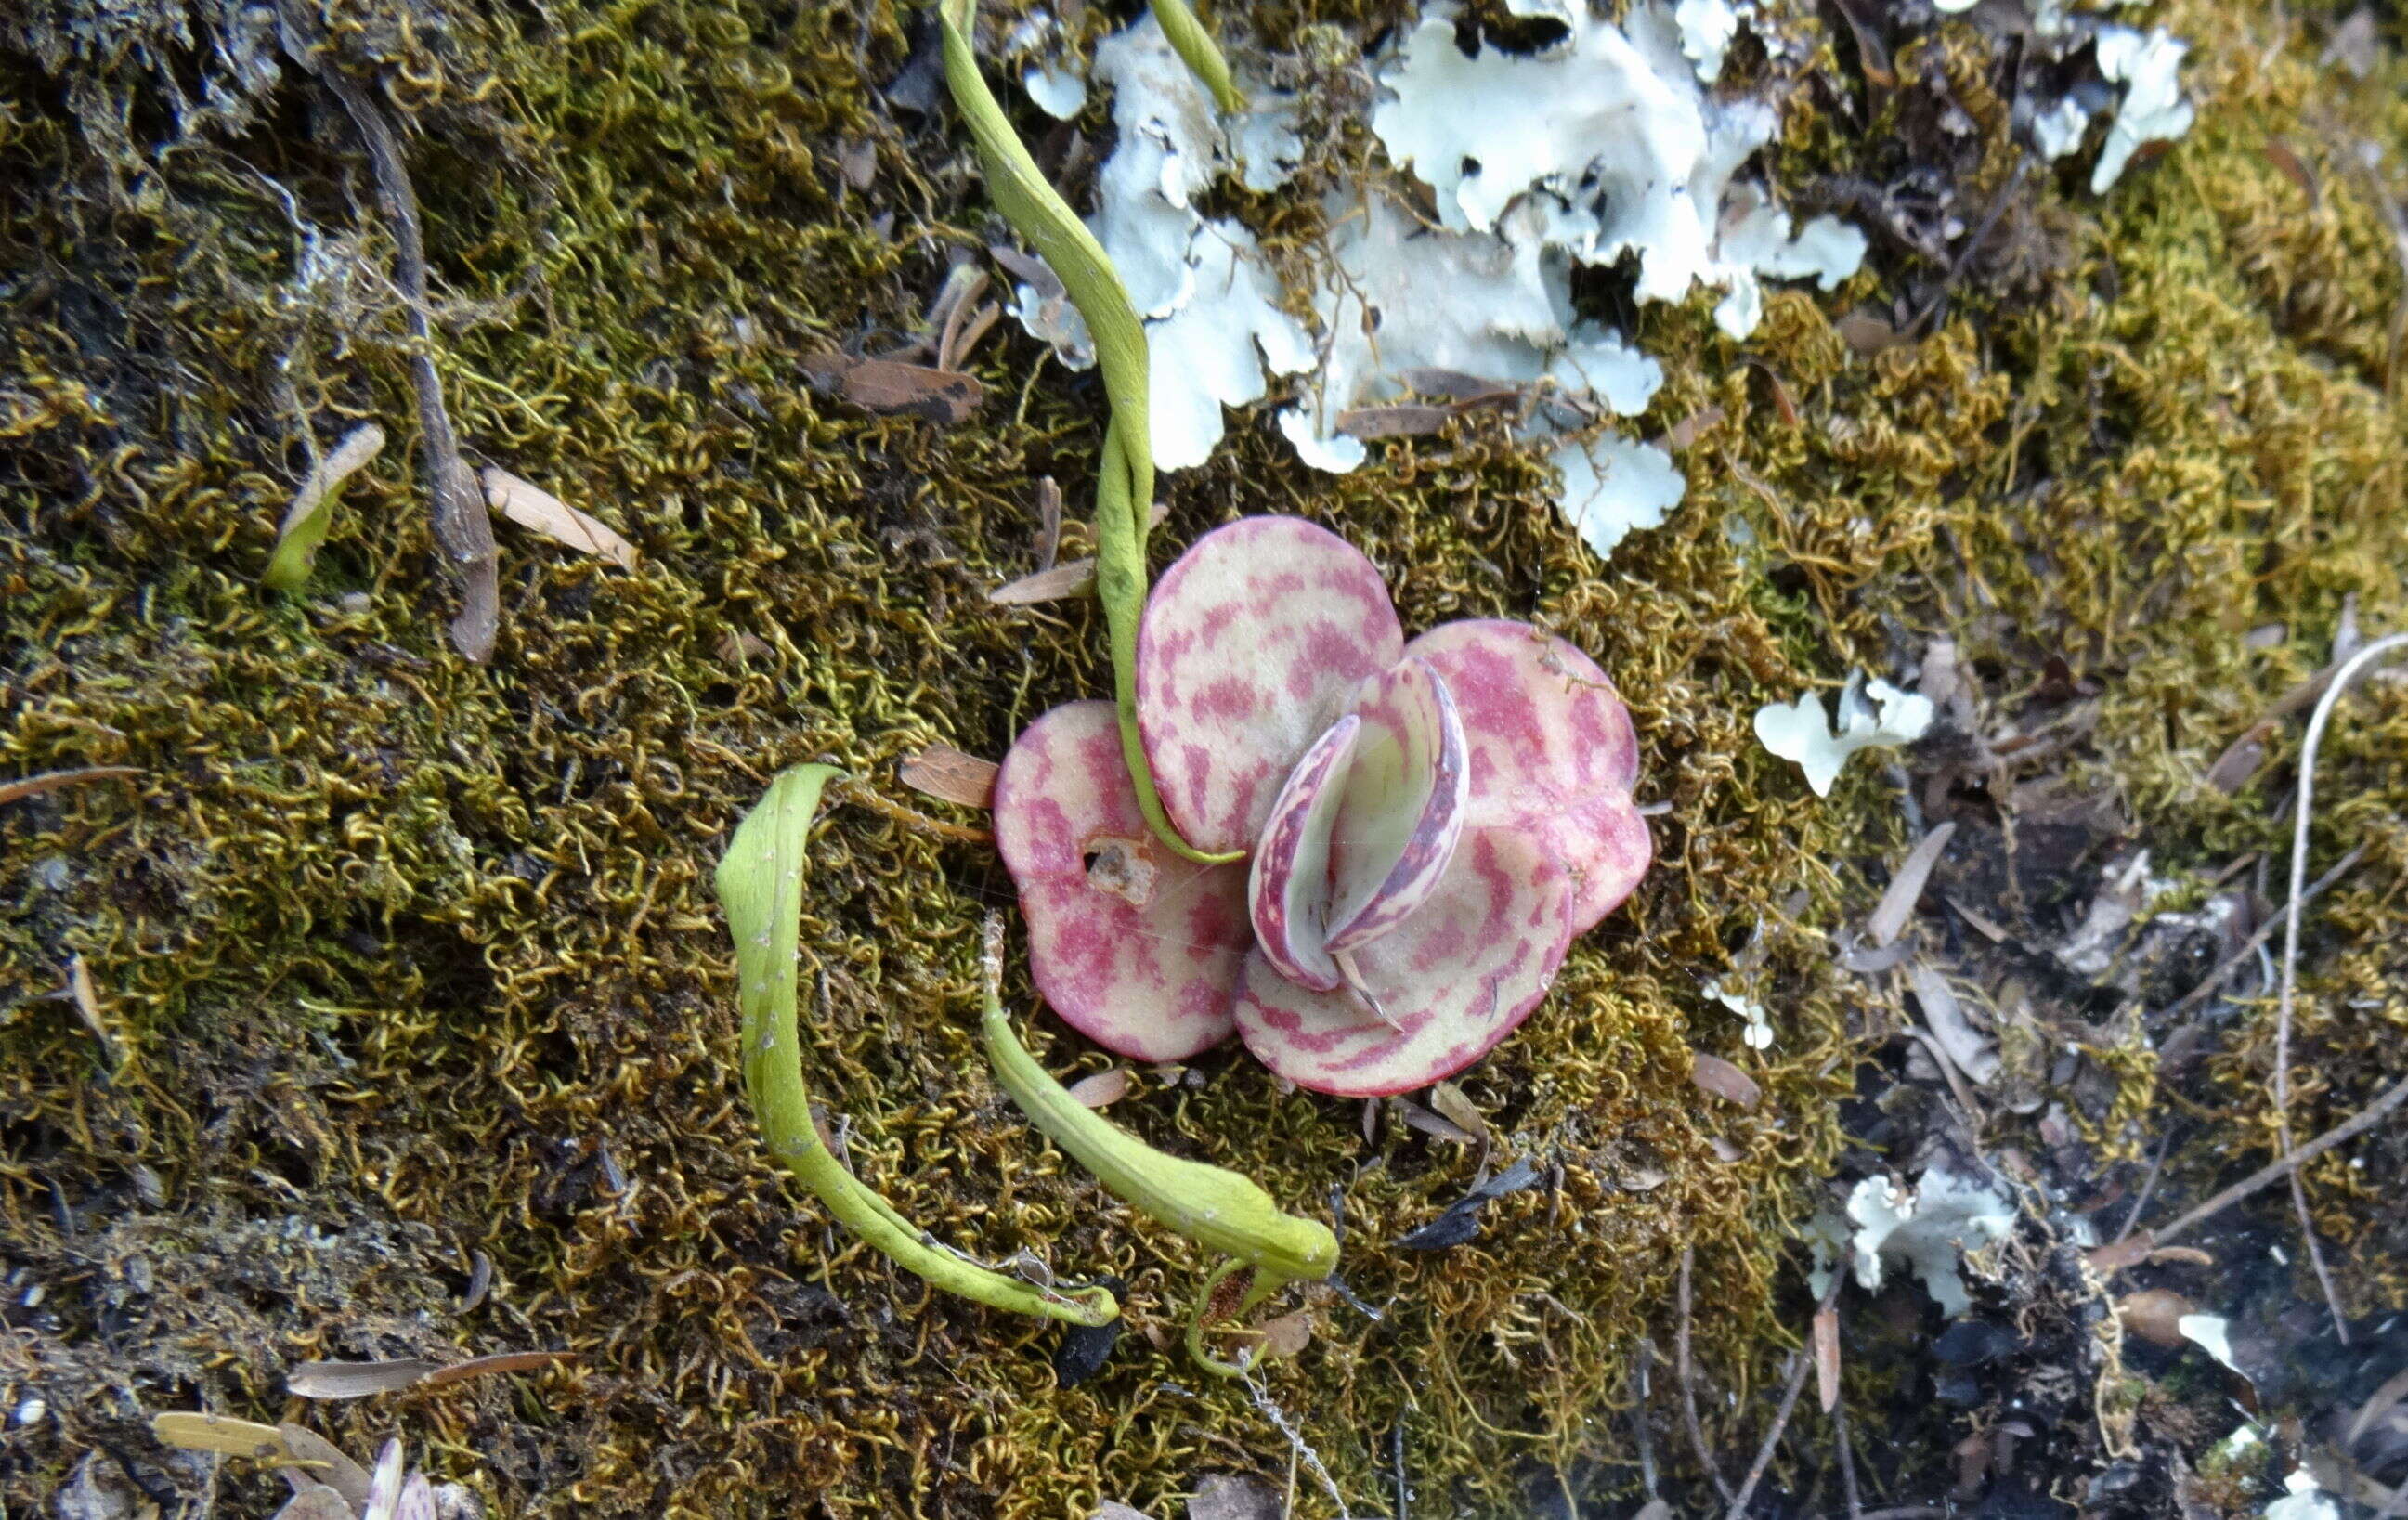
1908 964 1999 1084
1868 821 1956 946
481 468 638 570
288 1350 576 1399
274 1488 356 1520
1065 1068 1131 1108
715 630 774 663
800 353 983 424
1690 1051 1761 1108
263 422 386 591
1426 1081 1490 1143
151 1411 291 1460
1253 1308 1312 1359
1335 403 1454 439
1391 1098 1477 1145
279 1424 372 1508
1814 1299 1841 1411
66 955 123 1069
1397 1158 1542 1250
989 558 1099 604
898 746 999 810
0 765 141 805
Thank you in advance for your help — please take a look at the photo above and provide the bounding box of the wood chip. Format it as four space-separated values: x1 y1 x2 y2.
1868 821 1957 947
1690 1052 1761 1109
288 1349 575 1399
0 765 142 805
1426 1081 1490 1143
481 468 638 570
1813 1300 1842 1412
898 746 998 810
1065 1068 1130 1109
988 558 1099 604
150 1411 292 1460
800 353 982 424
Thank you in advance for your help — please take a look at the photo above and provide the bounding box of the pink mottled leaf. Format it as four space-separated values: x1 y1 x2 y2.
994 701 1250 1061
1245 716 1359 993
1138 518 1404 855
1233 825 1575 1096
1402 620 1651 932
1323 657 1469 954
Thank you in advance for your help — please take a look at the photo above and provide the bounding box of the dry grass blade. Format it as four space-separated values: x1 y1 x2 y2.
989 558 1099 604
1064 1068 1129 1108
897 746 998 810
151 1411 291 1459
1690 1052 1761 1109
291 1349 576 1398
2273 630 2408 1344
0 764 141 804
1868 822 1955 947
262 422 386 591
482 469 638 570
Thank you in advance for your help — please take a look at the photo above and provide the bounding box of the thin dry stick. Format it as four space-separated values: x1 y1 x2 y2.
2273 630 2408 1344
297 30 501 661
2155 841 2372 1022
2113 1126 2178 1244
1831 1402 1863 1520
2151 1072 2408 1245
1679 1249 1736 1503
1725 1273 1846 1520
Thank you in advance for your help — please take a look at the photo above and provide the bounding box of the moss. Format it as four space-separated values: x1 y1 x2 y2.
2 0 2404 1514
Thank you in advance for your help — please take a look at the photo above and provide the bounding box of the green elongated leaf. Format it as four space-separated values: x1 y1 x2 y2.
939 0 1240 865
1149 0 1245 113
262 423 385 591
717 767 1116 1327
978 917 1334 1371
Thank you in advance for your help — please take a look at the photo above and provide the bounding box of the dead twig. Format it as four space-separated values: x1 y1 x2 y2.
2154 843 2372 1022
1832 1401 1863 1520
2149 1072 2408 1245
2273 631 2407 1343
289 16 500 660
1725 1272 1845 1520
1679 1248 1736 1503
0 766 141 805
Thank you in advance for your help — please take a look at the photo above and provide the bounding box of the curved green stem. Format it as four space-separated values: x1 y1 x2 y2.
1149 0 1246 113
978 916 1334 1368
939 0 1240 865
717 768 1117 1328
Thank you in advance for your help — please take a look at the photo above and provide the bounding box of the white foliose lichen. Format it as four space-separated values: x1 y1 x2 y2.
2089 25 2195 193
1806 1165 2016 1319
1754 672 1936 797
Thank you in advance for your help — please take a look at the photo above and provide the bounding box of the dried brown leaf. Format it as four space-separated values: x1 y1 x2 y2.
1253 1309 1312 1360
1065 1068 1131 1109
289 1350 575 1399
1837 307 1907 357
1689 1052 1761 1109
278 1425 371 1508
1390 1097 1477 1144
1814 1301 1841 1412
1335 404 1453 439
481 469 638 570
715 630 774 663
0 765 142 805
801 354 983 424
1425 1081 1490 1143
989 558 1099 604
151 1411 291 1459
898 746 999 810
1660 405 1726 451
1868 821 1957 946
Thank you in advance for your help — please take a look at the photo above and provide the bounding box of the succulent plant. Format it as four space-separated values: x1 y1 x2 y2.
996 516 1652 1096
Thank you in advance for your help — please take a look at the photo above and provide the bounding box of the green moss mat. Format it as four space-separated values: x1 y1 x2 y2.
1 0 2401 1514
